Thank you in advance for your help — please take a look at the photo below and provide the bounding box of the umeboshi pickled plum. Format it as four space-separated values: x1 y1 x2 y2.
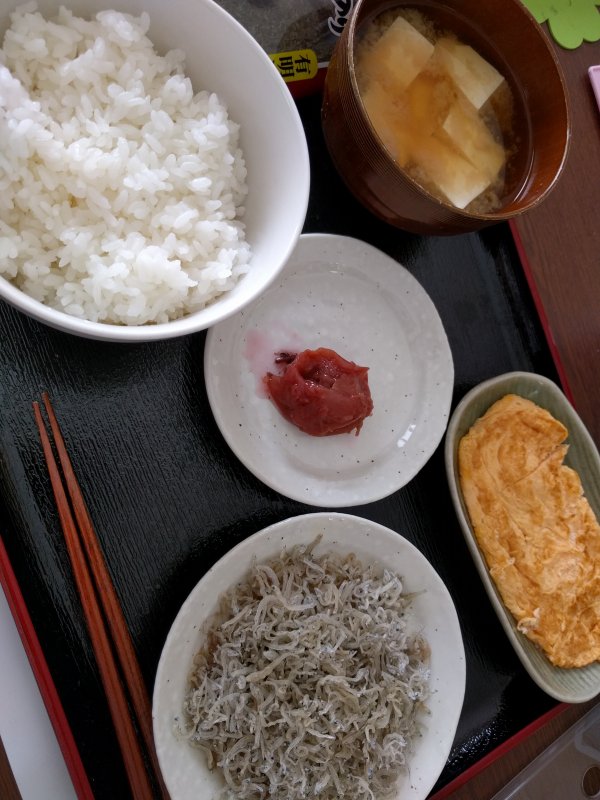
263 348 373 436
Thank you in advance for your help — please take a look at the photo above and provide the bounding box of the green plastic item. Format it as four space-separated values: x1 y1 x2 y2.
521 0 600 49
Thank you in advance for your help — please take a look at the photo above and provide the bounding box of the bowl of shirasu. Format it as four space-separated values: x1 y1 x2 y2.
152 513 466 800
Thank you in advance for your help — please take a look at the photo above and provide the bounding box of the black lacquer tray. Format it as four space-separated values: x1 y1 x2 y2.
0 94 560 798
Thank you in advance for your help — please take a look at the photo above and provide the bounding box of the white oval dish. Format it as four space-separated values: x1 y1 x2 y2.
152 512 466 800
445 371 600 703
204 233 454 507
0 0 309 341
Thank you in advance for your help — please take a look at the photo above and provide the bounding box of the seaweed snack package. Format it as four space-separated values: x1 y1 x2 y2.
217 0 354 96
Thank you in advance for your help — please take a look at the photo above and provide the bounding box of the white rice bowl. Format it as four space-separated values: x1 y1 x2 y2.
0 0 309 340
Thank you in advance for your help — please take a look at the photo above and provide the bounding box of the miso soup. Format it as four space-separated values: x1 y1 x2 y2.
355 8 522 213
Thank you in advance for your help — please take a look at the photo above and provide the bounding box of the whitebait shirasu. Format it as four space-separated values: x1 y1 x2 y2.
180 538 431 799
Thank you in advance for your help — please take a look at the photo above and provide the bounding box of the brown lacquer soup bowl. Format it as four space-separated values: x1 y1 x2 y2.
322 0 570 235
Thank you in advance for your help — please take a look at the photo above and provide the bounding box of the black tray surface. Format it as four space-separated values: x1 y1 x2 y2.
0 93 559 798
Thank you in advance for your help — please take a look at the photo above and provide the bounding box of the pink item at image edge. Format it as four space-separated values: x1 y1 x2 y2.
590 66 600 113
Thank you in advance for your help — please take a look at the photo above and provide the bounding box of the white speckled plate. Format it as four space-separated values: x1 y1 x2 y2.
152 512 466 800
445 371 600 703
204 234 453 507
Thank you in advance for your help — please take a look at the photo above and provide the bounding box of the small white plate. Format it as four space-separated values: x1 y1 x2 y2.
204 234 453 506
152 512 466 800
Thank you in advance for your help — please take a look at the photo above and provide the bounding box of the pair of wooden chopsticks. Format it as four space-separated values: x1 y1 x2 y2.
33 393 169 800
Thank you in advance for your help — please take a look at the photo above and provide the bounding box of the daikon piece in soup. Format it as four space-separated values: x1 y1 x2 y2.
355 8 519 213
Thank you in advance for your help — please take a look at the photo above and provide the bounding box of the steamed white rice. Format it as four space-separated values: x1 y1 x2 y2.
0 4 251 325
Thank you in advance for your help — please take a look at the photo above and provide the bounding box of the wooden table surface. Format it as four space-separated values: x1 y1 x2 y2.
512 36 600 447
1 17 599 800
0 736 20 800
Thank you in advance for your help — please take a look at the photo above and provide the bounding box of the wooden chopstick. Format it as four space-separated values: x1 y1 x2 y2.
40 394 160 767
33 395 169 800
